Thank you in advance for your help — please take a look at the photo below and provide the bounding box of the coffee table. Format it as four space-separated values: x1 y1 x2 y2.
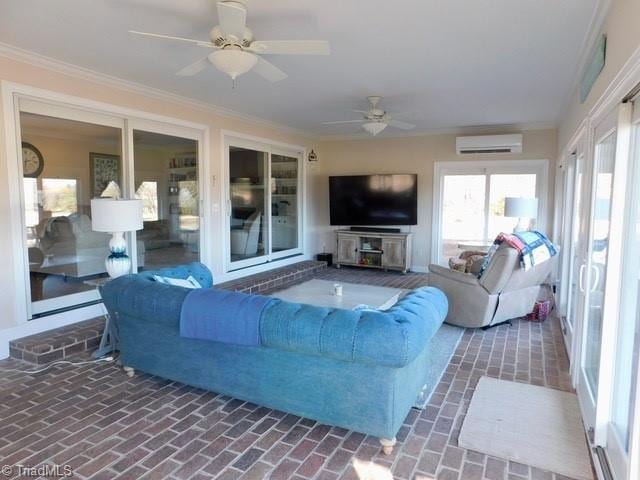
271 279 403 310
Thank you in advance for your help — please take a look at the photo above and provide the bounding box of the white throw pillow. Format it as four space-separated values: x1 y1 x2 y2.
153 275 202 289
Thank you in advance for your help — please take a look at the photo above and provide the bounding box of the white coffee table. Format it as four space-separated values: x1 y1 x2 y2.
271 279 403 310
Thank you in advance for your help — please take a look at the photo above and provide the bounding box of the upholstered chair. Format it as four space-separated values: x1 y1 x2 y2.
428 244 555 328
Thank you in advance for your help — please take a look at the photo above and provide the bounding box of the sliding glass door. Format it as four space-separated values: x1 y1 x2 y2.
130 126 200 271
18 103 124 317
604 97 640 480
15 99 204 319
558 148 590 371
226 137 302 270
270 152 299 258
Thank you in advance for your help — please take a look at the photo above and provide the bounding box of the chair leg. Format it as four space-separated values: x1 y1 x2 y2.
379 437 396 455
482 319 513 330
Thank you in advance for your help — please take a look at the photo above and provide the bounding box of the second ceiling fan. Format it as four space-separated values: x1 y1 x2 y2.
130 0 330 82
324 96 416 136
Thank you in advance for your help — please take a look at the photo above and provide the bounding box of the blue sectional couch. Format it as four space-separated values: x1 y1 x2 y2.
101 263 448 452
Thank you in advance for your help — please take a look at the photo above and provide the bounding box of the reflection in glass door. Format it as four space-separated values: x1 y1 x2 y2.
583 130 615 397
132 130 199 270
229 146 268 267
20 111 122 317
563 152 589 371
271 153 299 257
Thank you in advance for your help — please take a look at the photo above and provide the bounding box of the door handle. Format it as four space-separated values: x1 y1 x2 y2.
590 264 600 292
579 264 586 293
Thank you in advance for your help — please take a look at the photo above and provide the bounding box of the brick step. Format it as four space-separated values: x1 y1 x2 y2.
10 260 327 364
216 260 327 294
10 317 105 365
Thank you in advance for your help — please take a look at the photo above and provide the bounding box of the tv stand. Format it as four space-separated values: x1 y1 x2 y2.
336 230 412 273
349 226 402 234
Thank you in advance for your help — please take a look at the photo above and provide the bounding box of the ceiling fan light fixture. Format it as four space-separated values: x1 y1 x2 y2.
209 49 257 79
362 121 387 136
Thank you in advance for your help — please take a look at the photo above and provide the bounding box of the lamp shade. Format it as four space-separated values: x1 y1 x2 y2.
504 197 538 218
209 49 257 80
91 198 143 232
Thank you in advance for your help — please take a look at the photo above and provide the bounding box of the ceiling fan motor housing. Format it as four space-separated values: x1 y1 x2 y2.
209 25 253 47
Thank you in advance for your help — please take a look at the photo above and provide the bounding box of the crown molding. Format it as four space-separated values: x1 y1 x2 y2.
557 0 612 122
0 42 318 141
317 121 557 142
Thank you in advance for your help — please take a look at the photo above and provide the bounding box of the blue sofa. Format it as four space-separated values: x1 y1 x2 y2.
101 263 448 453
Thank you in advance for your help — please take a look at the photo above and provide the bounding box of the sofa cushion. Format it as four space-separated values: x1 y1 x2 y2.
260 287 447 368
139 262 213 288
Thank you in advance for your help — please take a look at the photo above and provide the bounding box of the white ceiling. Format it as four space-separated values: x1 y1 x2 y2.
1 0 600 137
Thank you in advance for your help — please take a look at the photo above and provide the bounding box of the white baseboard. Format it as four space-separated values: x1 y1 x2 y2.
0 303 105 360
410 265 429 273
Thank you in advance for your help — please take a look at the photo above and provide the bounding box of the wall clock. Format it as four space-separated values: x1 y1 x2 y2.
22 142 44 178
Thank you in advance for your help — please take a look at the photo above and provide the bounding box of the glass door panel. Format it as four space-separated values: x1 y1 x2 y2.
583 130 616 397
229 146 268 267
20 112 122 315
441 175 486 261
566 153 588 335
132 130 199 270
271 153 299 256
605 106 640 480
487 173 537 238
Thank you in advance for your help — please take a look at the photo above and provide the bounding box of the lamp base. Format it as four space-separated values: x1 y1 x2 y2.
105 232 131 278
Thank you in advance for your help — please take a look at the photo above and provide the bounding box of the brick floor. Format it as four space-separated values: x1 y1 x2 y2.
0 266 583 479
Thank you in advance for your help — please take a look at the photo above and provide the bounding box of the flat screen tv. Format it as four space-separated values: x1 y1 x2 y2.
329 174 418 226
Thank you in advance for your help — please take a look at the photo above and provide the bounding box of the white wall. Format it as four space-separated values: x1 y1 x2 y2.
308 129 558 270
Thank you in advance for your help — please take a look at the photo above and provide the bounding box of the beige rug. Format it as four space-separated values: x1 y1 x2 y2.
459 377 593 480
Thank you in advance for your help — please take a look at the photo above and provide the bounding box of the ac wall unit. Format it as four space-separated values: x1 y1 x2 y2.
456 134 523 154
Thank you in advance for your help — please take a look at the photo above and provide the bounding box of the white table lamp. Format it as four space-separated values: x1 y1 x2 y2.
504 197 538 232
91 198 143 278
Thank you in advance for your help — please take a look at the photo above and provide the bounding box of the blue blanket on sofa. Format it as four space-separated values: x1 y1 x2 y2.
180 289 275 346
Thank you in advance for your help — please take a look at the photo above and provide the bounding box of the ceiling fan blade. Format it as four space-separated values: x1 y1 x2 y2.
129 30 214 48
322 120 365 125
351 109 370 114
176 57 210 76
252 57 288 82
248 40 330 55
217 1 247 40
387 119 416 130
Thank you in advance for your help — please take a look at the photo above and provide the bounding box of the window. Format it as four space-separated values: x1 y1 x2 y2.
42 178 78 217
23 178 39 227
433 160 548 264
135 181 159 222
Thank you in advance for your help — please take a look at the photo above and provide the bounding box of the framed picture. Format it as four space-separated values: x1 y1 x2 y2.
90 152 120 198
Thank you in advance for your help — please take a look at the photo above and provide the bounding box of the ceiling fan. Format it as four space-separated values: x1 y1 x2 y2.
323 96 416 136
129 0 330 83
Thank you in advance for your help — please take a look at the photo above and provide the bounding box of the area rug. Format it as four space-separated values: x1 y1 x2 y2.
415 323 464 409
459 377 593 480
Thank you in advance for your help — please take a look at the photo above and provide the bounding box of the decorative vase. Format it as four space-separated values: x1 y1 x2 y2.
105 232 131 278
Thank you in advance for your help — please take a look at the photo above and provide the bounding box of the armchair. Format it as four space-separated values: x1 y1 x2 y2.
429 244 555 328
230 212 262 256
